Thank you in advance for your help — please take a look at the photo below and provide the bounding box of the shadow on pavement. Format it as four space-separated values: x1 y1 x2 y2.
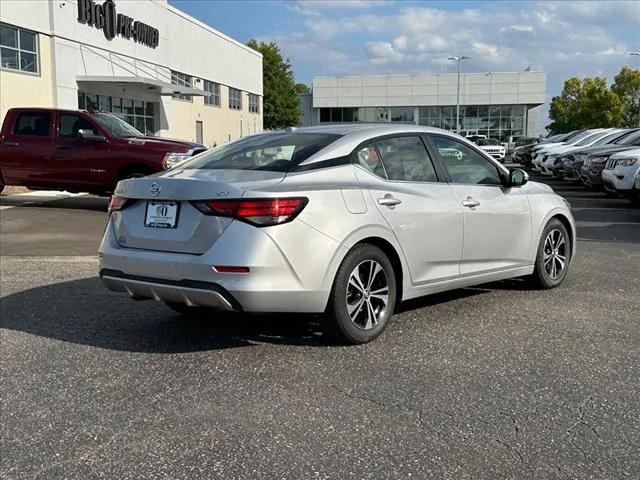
0 195 108 212
1 276 505 352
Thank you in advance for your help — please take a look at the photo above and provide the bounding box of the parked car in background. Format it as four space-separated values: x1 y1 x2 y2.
550 129 637 178
99 124 575 344
601 148 640 203
475 138 506 162
0 108 206 195
561 129 640 182
578 129 640 189
465 134 487 144
534 129 611 174
530 130 588 171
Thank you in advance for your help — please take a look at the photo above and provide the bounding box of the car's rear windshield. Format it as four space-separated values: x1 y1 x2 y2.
177 132 342 172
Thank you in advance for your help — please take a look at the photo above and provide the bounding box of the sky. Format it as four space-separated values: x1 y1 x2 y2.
170 0 640 128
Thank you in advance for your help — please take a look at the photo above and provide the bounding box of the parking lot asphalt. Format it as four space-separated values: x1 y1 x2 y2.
1 176 639 479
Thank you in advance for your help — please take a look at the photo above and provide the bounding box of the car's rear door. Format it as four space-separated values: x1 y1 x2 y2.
0 110 54 187
427 134 532 276
354 134 463 285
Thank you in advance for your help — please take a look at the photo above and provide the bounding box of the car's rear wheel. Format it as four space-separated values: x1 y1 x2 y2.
529 219 571 289
327 244 397 344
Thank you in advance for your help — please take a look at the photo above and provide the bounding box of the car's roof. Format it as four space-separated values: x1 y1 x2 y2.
610 147 640 159
290 123 446 137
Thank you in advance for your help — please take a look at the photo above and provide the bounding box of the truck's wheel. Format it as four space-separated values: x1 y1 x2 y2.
326 244 397 344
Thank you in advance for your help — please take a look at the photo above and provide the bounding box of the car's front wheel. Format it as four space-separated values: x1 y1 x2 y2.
327 244 397 344
530 218 571 289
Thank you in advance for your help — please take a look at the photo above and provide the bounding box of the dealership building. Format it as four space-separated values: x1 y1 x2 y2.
0 0 263 147
299 71 546 141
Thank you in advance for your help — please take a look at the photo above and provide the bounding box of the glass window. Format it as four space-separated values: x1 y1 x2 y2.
58 114 95 139
122 98 133 115
177 132 341 172
77 91 86 110
0 23 38 74
342 107 354 122
249 93 259 113
134 100 144 116
390 107 414 123
229 88 242 110
171 70 193 102
111 97 122 114
330 108 342 122
13 112 50 136
320 108 330 123
375 136 438 182
430 135 502 186
86 94 98 111
204 80 221 106
355 145 387 178
98 95 111 112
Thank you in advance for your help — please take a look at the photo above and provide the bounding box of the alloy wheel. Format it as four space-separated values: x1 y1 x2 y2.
543 229 567 280
346 260 389 330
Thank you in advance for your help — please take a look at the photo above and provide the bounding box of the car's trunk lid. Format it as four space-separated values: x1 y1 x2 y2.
111 169 285 254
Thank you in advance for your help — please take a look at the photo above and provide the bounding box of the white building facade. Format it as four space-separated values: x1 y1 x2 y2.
300 72 546 141
0 0 263 147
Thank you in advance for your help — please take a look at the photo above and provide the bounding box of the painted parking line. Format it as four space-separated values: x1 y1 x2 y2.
0 191 86 210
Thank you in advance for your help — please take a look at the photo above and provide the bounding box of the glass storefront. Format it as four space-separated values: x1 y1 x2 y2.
77 91 157 135
318 104 527 142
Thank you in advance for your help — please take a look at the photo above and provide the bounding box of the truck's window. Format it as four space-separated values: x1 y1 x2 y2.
13 112 51 137
58 114 96 139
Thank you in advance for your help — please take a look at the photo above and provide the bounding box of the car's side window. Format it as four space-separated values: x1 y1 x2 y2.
13 112 51 137
430 135 502 186
375 136 438 182
58 114 96 139
355 145 388 179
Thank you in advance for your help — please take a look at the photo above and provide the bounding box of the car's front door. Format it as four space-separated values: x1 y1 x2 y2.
428 134 532 276
52 112 111 190
354 135 463 285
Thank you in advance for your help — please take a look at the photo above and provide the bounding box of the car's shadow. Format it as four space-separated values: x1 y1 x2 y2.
0 276 516 352
0 195 108 212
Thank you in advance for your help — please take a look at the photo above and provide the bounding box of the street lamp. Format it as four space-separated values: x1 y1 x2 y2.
631 52 640 127
448 55 470 134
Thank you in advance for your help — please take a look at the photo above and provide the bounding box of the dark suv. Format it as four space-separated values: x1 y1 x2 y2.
0 108 206 195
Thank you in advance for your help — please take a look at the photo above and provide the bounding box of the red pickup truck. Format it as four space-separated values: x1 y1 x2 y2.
0 108 205 195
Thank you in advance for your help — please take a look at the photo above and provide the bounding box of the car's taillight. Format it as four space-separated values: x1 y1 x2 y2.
191 197 308 227
108 195 133 215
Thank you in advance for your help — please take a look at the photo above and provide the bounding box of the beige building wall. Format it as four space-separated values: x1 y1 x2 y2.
0 34 55 123
169 88 263 147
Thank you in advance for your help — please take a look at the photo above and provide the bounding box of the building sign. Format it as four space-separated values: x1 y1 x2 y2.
77 0 159 49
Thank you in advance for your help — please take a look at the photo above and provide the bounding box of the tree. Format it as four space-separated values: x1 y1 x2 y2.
611 66 640 128
247 39 301 129
295 83 310 94
547 76 624 134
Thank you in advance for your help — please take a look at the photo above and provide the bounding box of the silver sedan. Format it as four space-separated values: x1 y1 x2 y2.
99 124 576 344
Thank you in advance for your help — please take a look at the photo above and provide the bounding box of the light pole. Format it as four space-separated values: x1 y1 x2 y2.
448 55 470 134
631 52 640 127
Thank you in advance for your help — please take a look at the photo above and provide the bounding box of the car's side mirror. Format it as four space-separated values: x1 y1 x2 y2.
509 168 528 187
78 129 106 142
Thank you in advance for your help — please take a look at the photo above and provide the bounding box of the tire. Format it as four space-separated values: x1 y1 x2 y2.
529 219 571 289
326 244 397 344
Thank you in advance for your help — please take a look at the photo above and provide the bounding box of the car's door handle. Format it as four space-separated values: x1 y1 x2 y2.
3 141 19 147
462 197 480 208
378 195 402 207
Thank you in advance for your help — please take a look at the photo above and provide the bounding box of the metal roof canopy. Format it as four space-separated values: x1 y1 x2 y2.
76 75 209 97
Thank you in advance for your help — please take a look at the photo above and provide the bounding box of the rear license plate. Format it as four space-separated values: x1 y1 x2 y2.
145 201 179 228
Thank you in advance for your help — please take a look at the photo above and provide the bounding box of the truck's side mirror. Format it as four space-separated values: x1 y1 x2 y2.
78 129 106 142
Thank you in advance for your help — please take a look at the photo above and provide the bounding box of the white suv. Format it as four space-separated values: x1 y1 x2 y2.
601 147 640 203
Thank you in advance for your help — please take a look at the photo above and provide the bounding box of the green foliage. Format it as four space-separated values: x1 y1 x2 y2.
611 66 640 127
247 39 301 129
295 83 310 94
547 76 625 134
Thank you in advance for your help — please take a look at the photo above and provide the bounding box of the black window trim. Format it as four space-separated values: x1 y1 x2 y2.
424 133 510 187
349 132 447 185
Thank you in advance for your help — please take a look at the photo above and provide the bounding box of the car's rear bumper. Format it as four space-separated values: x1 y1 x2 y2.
98 218 342 313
